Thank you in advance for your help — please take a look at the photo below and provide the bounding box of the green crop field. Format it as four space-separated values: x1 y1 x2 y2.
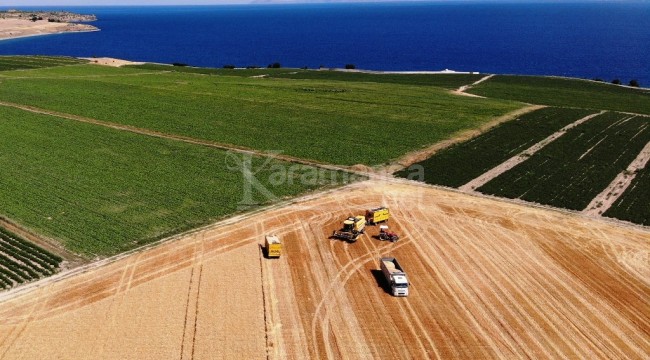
469 75 650 115
0 227 62 290
604 169 650 226
0 105 350 256
0 63 520 165
0 55 87 71
395 107 594 187
478 112 650 211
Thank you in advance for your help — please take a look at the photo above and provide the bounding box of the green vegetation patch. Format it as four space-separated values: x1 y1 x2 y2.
0 106 352 256
604 169 650 226
0 227 62 291
0 65 520 166
469 75 650 115
478 112 650 211
0 55 87 72
395 107 594 187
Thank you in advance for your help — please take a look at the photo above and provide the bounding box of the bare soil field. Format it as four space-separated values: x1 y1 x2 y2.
0 180 648 359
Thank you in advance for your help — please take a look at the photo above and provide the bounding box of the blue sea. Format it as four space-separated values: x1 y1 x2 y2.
1 2 649 85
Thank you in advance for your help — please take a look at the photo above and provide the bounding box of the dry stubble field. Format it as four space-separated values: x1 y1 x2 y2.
0 180 648 359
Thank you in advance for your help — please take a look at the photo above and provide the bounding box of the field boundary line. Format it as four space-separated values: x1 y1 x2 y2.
0 100 365 176
459 110 606 191
384 104 546 173
454 74 495 95
583 140 650 216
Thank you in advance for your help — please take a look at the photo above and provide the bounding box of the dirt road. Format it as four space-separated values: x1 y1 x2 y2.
0 180 648 359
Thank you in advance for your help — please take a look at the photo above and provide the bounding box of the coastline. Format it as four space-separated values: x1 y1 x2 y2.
0 19 99 42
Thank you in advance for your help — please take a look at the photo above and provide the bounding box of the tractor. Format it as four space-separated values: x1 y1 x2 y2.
378 225 399 242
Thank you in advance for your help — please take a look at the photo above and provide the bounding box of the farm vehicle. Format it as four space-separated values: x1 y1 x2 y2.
377 225 399 242
365 207 390 225
380 257 409 297
332 216 366 242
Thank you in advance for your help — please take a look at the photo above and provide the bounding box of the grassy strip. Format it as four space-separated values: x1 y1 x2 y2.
478 113 650 211
469 75 650 115
126 64 484 89
125 63 300 77
0 65 520 166
604 168 650 226
395 107 593 187
269 70 484 90
0 56 86 71
0 106 353 256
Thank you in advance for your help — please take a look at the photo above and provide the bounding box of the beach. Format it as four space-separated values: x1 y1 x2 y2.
0 18 98 41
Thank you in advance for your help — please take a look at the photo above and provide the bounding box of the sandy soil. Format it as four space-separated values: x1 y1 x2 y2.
584 139 650 216
0 19 97 41
0 179 648 359
459 110 605 192
81 57 145 67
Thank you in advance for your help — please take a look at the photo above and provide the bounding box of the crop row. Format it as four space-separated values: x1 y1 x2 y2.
604 167 650 226
0 227 63 290
478 112 650 213
395 107 594 187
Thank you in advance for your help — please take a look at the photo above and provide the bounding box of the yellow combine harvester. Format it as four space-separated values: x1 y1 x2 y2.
332 215 366 242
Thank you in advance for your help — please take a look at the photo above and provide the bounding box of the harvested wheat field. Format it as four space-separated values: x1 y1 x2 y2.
0 179 648 359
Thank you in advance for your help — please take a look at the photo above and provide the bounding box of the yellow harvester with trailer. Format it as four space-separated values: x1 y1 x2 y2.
265 235 281 258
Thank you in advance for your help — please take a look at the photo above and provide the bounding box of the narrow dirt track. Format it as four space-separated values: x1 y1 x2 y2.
0 180 648 359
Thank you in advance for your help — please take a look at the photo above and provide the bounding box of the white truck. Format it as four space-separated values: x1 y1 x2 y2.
380 257 409 297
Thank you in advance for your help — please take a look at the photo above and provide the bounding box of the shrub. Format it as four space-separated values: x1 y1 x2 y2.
223 64 236 69
629 79 640 87
345 64 356 70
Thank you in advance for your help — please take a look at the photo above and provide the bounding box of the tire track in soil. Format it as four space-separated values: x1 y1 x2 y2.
0 285 50 358
360 224 441 360
95 252 144 359
179 236 202 360
399 210 512 359
189 248 205 360
311 234 413 359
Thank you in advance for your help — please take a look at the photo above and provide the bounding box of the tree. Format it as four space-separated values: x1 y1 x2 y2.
629 79 640 87
267 62 281 69
223 64 235 69
345 64 356 70
612 79 621 85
